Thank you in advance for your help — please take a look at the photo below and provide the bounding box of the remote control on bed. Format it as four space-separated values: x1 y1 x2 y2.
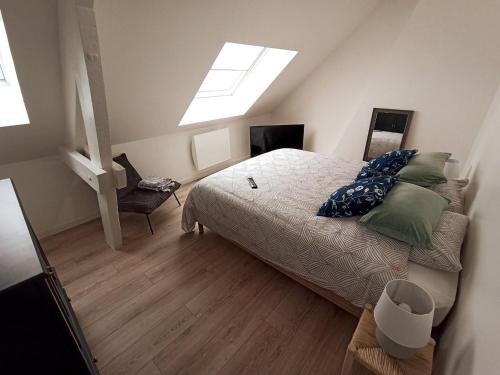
247 177 258 189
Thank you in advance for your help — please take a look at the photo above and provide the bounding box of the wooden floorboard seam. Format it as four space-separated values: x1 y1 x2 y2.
42 183 358 375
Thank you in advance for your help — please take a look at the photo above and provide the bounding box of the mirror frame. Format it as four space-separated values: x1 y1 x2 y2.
363 108 414 161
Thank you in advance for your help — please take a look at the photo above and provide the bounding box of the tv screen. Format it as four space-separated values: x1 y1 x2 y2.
250 124 304 157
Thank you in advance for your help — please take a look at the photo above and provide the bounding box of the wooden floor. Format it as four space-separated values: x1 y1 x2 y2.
42 184 358 375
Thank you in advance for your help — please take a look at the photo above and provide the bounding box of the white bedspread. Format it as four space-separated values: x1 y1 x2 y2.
182 148 410 307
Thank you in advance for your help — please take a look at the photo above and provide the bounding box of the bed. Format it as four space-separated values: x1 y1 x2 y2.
182 148 458 325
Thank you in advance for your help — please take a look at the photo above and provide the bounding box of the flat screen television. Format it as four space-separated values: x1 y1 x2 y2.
250 124 304 157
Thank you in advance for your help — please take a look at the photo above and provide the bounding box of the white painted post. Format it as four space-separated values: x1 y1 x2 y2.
73 0 122 249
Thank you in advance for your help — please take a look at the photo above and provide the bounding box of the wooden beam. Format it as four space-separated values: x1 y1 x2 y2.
79 146 127 190
73 2 122 249
59 147 108 193
59 147 126 192
112 162 127 190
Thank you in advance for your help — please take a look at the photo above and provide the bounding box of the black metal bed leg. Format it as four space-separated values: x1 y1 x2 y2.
173 192 181 206
146 214 154 235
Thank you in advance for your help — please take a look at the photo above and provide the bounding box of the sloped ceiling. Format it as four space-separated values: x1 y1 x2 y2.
94 0 380 145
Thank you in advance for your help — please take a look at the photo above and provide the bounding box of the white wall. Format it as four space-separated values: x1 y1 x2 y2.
54 0 373 238
0 0 66 163
0 0 100 238
272 0 417 154
49 0 378 241
93 0 380 145
57 0 87 151
433 80 500 375
112 114 271 183
90 0 381 201
272 0 500 164
0 156 98 237
55 1 278 239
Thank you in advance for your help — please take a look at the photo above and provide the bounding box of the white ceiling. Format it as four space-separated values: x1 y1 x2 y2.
94 0 380 144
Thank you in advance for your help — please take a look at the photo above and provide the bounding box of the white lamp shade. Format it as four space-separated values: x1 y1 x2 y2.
374 279 434 349
444 158 460 179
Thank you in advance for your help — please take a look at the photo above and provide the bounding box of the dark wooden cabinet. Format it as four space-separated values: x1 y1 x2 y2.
0 178 99 375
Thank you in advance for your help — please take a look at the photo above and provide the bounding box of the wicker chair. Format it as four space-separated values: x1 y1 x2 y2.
113 153 181 234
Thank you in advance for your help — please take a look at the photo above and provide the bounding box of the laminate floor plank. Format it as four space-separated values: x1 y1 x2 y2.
216 322 285 375
267 296 348 375
82 233 239 347
56 244 117 285
185 256 269 318
65 263 118 299
152 258 277 374
298 310 358 375
135 361 162 375
78 275 153 328
69 232 215 316
265 282 317 333
42 183 357 375
91 250 245 367
101 306 197 375
178 273 294 375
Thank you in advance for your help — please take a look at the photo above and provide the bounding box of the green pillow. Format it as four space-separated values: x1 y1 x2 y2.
397 152 451 187
360 182 449 247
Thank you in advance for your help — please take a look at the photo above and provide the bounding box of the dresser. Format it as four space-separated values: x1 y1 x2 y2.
0 178 99 375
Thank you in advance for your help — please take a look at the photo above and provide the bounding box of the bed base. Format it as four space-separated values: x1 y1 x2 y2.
197 222 362 318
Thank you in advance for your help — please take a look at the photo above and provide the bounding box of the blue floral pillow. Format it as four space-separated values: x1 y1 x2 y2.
356 149 417 180
317 176 398 218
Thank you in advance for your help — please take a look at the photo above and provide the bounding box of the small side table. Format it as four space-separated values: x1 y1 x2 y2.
341 305 435 375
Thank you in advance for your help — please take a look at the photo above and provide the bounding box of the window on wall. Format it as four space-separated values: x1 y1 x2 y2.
179 42 297 126
0 10 30 127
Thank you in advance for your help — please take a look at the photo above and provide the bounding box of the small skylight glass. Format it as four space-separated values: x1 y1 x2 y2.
0 10 30 127
179 42 297 126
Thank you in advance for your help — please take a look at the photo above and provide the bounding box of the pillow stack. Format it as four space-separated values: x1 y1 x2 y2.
397 152 451 187
431 179 468 214
317 176 398 218
318 150 415 218
357 149 417 179
359 182 449 248
317 149 469 272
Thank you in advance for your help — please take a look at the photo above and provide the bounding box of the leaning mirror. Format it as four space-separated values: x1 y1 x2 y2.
363 108 414 161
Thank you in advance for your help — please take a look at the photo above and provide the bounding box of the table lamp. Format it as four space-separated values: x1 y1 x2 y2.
374 279 435 359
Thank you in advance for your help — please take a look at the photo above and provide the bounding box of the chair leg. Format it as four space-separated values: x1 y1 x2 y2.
146 214 154 235
173 192 181 206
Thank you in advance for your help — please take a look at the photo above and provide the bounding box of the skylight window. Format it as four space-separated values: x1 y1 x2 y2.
0 10 29 127
179 42 297 126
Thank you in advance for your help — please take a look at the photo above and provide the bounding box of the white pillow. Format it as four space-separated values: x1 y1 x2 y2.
409 211 468 272
431 179 467 214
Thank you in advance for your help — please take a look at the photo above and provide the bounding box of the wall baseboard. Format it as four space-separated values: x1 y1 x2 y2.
179 154 250 184
38 213 100 239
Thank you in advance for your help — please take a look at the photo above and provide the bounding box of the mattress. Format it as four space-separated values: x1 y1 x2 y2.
182 148 411 307
182 148 459 324
408 261 459 326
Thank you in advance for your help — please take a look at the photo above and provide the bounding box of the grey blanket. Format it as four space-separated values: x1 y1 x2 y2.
138 176 176 192
182 148 409 306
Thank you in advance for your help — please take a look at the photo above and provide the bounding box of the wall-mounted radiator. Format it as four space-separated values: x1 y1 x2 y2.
192 128 231 171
